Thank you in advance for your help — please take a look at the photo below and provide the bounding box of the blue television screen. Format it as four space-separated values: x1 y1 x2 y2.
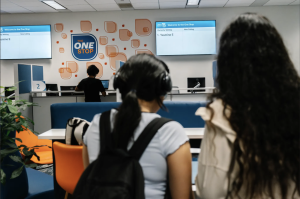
156 21 216 56
0 25 52 59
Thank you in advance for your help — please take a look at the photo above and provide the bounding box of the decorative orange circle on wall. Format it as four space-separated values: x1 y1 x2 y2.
124 48 126 50
75 74 77 77
105 62 107 65
144 44 147 47
96 29 99 31
62 62 64 65
56 41 59 44
122 24 125 27
112 38 115 41
70 30 73 33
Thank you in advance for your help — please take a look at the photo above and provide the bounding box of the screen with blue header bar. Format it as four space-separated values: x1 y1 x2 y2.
101 80 109 89
0 25 51 60
156 21 216 55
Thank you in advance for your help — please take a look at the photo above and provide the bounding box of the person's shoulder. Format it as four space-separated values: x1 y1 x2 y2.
158 119 185 134
195 99 235 135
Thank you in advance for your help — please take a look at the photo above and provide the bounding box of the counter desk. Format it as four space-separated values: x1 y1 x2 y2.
32 90 116 133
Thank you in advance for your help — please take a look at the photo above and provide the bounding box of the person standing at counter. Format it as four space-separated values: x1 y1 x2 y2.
75 65 106 102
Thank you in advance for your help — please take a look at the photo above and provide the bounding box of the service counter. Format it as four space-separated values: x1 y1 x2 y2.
32 90 117 133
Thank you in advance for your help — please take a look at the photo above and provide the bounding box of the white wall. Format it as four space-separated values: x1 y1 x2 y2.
1 6 299 91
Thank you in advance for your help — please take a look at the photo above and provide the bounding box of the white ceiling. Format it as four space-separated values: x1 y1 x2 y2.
0 0 299 13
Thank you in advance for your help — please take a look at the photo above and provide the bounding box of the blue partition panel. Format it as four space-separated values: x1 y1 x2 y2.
18 64 32 94
32 65 44 81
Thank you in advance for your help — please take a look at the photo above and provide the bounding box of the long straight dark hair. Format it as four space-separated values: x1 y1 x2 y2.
208 13 300 199
113 54 170 150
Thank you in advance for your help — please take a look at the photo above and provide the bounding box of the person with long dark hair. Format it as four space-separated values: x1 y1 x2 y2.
195 13 300 199
82 54 193 199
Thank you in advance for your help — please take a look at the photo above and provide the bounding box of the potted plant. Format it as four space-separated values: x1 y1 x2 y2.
0 86 48 198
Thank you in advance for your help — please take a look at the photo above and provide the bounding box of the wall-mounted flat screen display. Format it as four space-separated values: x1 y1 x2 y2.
156 21 216 55
0 25 52 60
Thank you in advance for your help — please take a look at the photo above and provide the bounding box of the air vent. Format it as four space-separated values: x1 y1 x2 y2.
118 3 133 9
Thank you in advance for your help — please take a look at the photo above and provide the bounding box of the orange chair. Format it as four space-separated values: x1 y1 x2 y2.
15 128 53 164
53 142 84 197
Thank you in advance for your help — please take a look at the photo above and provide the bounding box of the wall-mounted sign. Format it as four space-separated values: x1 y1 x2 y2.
71 33 98 61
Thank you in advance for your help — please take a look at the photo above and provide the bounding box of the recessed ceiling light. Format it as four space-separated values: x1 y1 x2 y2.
42 1 66 10
187 0 200 6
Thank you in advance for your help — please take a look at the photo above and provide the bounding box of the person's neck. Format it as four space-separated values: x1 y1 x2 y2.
138 99 159 113
88 76 95 78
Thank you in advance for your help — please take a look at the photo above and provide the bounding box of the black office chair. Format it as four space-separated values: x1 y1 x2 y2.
46 84 59 96
5 86 15 100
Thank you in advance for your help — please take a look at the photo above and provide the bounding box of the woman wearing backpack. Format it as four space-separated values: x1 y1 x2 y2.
82 54 194 199
195 13 300 199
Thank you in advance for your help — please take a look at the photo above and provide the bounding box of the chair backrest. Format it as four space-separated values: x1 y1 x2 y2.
53 142 84 194
15 127 52 152
51 102 206 129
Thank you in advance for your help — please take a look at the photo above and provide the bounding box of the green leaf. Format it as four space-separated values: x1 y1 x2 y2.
0 148 19 155
25 163 37 168
4 142 18 149
10 166 24 179
7 105 18 114
1 169 6 184
0 86 4 88
6 87 17 92
6 99 12 105
13 138 22 143
9 155 24 164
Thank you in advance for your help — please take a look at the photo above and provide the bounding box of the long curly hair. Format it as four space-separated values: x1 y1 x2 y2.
208 13 300 199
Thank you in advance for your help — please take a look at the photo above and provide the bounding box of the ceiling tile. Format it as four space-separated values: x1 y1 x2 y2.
225 0 255 7
15 2 47 7
159 1 186 8
199 0 227 7
250 0 269 6
114 0 131 4
131 2 159 9
1 1 17 7
290 0 300 4
65 4 96 11
130 0 158 3
92 3 121 11
264 0 295 5
159 0 186 2
1 6 32 13
55 0 88 6
86 0 116 4
23 5 56 11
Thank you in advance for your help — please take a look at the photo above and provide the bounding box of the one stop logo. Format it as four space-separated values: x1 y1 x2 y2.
71 34 98 61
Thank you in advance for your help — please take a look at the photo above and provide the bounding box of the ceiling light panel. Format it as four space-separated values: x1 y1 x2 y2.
43 1 66 9
225 0 255 7
131 2 159 9
199 0 227 7
187 0 199 5
264 0 295 5
55 0 87 6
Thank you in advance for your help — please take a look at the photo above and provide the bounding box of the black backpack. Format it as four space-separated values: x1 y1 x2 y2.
73 110 172 199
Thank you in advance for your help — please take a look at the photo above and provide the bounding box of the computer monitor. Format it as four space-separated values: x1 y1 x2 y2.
46 84 59 96
101 80 109 90
5 86 15 100
187 77 205 92
60 86 76 96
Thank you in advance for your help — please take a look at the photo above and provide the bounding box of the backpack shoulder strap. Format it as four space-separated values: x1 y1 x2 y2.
99 110 112 152
129 117 172 160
